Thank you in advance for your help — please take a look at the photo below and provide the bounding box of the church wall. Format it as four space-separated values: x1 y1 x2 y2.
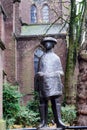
0 2 6 118
62 0 70 21
0 48 4 118
20 0 63 24
2 0 16 83
4 23 16 83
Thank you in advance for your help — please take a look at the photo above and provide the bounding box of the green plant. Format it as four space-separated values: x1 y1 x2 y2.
61 105 77 125
3 84 77 128
26 91 39 113
26 91 40 126
6 118 16 128
3 82 22 128
15 106 40 127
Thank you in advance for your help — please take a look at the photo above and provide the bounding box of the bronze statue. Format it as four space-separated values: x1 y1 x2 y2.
35 37 64 128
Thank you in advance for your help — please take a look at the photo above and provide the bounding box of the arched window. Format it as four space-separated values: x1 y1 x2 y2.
31 5 37 23
34 47 44 74
42 5 49 23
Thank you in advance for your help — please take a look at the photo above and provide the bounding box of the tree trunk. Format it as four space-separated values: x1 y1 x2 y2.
65 42 77 104
64 0 77 104
65 0 86 105
77 49 87 125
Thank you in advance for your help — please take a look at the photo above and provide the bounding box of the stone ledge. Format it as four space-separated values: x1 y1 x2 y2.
0 119 6 130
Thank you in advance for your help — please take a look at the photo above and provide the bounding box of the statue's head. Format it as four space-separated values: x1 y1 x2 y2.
41 37 57 50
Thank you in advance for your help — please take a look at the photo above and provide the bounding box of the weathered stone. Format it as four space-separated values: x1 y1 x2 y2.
80 50 87 61
0 119 6 130
77 49 87 126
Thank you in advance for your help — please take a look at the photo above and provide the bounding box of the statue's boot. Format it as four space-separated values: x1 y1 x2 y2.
55 103 66 128
52 100 65 128
38 104 48 128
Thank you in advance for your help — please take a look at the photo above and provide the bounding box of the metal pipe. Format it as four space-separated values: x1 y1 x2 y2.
65 125 87 129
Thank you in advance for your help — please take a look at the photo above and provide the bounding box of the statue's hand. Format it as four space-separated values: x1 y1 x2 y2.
37 72 44 77
55 71 64 76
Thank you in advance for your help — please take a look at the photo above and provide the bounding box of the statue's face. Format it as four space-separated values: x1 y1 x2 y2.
43 41 54 50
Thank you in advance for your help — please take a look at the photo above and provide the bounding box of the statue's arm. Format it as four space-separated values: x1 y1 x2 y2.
56 57 64 76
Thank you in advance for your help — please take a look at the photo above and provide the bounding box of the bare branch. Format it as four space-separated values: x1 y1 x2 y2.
44 16 69 36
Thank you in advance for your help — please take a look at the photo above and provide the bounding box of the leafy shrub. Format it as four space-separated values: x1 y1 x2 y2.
61 105 77 125
26 91 39 113
26 91 40 126
15 107 29 127
3 85 40 128
15 106 40 127
26 92 54 125
3 83 22 127
3 83 77 128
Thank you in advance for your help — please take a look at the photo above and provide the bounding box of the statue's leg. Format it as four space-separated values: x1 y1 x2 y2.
51 98 57 125
38 98 48 128
51 97 65 128
45 100 48 127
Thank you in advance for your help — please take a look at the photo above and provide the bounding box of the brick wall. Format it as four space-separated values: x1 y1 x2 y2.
0 48 3 118
0 4 6 43
4 22 16 83
0 2 6 118
62 0 70 21
1 0 13 20
2 0 16 83
13 2 21 36
0 12 1 38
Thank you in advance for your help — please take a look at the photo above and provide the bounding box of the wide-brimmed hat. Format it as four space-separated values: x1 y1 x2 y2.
41 37 57 45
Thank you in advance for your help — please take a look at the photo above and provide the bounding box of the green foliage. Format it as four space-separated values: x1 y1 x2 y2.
3 83 22 118
15 107 40 127
26 93 54 125
26 91 39 112
48 105 54 124
61 105 77 125
3 85 40 128
3 82 22 128
3 84 77 128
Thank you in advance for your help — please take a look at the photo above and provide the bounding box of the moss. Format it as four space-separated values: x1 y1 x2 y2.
0 119 6 130
65 40 77 104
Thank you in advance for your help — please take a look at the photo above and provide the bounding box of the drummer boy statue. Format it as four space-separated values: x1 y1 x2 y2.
35 37 64 128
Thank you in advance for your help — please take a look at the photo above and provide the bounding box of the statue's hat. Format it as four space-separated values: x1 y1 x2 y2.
41 37 57 45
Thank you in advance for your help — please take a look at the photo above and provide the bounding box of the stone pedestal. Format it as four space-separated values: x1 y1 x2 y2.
0 119 6 130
